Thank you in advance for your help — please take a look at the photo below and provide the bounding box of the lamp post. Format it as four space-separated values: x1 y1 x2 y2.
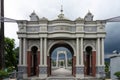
0 0 5 69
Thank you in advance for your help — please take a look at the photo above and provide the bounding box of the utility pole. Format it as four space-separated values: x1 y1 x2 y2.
0 0 5 69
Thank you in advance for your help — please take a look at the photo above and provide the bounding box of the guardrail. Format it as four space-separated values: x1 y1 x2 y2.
9 70 23 80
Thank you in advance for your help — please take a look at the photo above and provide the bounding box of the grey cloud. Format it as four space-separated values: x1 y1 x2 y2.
4 0 120 53
105 23 120 54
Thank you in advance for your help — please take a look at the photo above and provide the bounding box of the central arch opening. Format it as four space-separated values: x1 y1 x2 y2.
48 42 75 76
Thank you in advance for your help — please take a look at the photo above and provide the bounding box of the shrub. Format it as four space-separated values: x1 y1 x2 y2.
114 71 120 79
0 70 9 79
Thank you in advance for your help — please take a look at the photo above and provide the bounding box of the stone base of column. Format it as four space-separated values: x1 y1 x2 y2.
39 66 47 79
96 66 105 78
76 66 84 79
18 65 27 79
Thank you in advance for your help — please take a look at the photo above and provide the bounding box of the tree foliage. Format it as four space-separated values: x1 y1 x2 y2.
4 37 18 69
105 62 110 78
0 37 19 79
105 62 109 73
114 71 120 79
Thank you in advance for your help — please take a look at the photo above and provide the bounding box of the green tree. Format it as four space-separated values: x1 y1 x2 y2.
105 62 110 78
60 61 64 66
14 47 19 67
0 37 18 79
105 62 109 73
4 37 17 70
68 59 72 66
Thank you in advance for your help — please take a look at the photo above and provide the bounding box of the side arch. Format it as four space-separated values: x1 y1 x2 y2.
27 45 40 77
84 44 96 51
83 44 96 77
28 44 39 51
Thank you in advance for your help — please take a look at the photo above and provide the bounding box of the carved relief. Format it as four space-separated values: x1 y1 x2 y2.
83 40 96 50
67 40 76 49
84 26 97 32
18 24 26 31
27 26 39 32
48 26 76 32
40 27 47 31
48 40 55 47
54 26 70 31
27 40 40 50
99 24 105 30
76 27 83 31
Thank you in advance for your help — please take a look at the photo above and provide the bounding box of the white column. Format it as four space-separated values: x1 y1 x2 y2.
65 52 68 68
101 38 105 66
76 38 79 66
23 38 26 65
80 38 84 66
19 38 22 65
44 38 47 66
97 38 100 66
40 38 43 65
56 53 58 67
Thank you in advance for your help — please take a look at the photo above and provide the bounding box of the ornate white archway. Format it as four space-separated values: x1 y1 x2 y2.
56 50 68 68
47 40 76 56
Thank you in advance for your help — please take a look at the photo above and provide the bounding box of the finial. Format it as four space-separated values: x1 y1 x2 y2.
60 5 63 14
88 10 90 13
58 5 65 19
33 10 35 13
87 10 92 15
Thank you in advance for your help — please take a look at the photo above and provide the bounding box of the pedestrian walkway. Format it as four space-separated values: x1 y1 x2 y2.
47 76 76 80
52 68 72 76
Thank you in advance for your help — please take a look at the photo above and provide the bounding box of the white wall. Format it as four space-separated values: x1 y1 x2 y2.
110 54 120 80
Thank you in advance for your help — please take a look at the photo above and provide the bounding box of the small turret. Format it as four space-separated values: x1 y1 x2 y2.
30 11 39 21
84 11 94 21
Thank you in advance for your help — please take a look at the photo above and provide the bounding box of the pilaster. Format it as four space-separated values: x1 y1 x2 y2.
80 38 84 66
96 66 105 78
65 52 68 68
19 38 22 65
44 37 47 66
23 38 26 66
18 65 27 79
76 66 84 79
101 38 105 66
56 53 58 67
97 38 100 66
39 66 47 79
40 38 43 65
76 37 79 66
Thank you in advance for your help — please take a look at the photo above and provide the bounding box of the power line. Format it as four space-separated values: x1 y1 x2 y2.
105 16 120 22
0 17 17 22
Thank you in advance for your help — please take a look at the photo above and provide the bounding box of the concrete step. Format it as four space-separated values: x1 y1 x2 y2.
22 76 103 80
23 77 46 80
46 76 77 80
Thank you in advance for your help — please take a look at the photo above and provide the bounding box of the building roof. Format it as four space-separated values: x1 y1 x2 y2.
110 54 120 58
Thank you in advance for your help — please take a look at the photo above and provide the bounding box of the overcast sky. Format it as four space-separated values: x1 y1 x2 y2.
4 0 120 55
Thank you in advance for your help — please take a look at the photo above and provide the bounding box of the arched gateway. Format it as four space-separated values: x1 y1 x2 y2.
17 11 106 79
47 41 76 76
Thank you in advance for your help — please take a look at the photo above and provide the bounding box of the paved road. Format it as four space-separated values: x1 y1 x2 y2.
52 68 72 76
